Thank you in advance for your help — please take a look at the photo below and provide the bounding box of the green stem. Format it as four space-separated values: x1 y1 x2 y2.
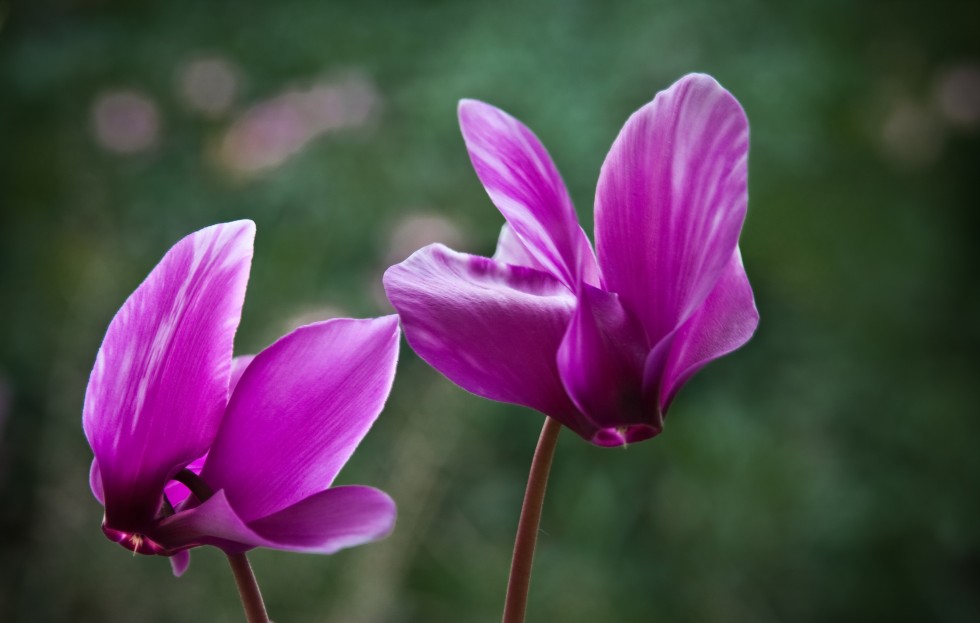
502 417 562 623
175 469 270 623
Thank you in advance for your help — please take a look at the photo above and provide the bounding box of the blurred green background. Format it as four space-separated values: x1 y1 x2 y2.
2 0 979 621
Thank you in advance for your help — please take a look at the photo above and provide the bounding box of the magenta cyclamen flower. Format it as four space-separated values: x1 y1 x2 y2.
84 220 399 576
385 74 758 447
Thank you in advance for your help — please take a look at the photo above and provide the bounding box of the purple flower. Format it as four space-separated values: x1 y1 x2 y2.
84 220 399 575
384 74 758 447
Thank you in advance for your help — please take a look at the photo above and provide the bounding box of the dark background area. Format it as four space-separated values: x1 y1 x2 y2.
2 0 979 621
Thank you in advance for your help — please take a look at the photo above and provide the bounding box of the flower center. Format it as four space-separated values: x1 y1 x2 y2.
102 520 171 555
591 423 662 447
99 469 214 557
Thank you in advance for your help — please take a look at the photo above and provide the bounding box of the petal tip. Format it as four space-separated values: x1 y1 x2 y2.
666 73 747 120
457 98 515 137
371 490 398 540
203 219 257 246
676 72 720 87
458 98 492 117
375 313 401 333
170 550 191 577
225 218 256 233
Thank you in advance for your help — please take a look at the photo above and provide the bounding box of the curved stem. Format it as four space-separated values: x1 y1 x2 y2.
227 552 270 623
502 416 562 623
174 469 270 623
174 468 214 501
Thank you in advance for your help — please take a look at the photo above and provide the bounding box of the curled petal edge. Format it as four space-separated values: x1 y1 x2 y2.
152 486 396 556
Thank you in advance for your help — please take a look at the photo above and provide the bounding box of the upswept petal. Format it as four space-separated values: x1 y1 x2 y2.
156 356 252 509
93 453 210 512
557 285 660 446
89 361 253 513
82 220 254 530
656 248 758 411
201 317 400 522
595 73 749 344
229 354 255 396
493 223 548 271
459 99 597 289
494 222 602 289
383 244 587 430
574 226 602 287
152 486 395 555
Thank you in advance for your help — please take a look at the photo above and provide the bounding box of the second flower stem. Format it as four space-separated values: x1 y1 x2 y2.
502 416 562 623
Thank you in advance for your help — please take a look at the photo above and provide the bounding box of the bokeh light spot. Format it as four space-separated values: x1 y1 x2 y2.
218 73 380 175
386 212 467 266
91 90 160 154
177 55 240 118
935 63 980 127
879 100 943 167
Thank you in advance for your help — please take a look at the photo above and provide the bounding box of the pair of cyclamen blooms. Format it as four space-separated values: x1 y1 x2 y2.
84 73 758 574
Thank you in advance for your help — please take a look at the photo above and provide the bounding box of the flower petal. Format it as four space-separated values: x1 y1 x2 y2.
557 285 660 446
384 244 589 430
82 221 254 531
459 99 598 289
229 354 255 396
170 550 191 577
493 222 600 287
656 248 758 411
150 490 263 554
201 317 400 522
595 74 749 344
163 454 207 510
89 459 104 505
152 486 395 555
246 485 395 553
159 355 252 508
492 223 547 271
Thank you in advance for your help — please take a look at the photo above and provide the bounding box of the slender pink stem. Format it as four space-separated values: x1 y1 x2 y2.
174 469 270 623
226 552 270 623
502 417 562 623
